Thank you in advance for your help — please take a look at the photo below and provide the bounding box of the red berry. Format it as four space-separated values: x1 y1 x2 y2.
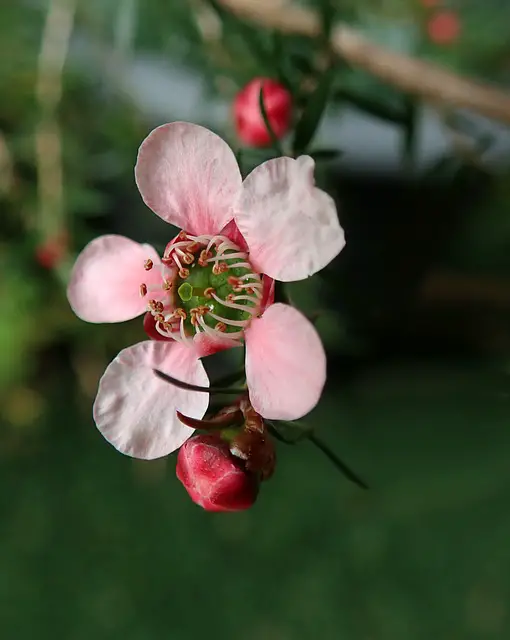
427 11 461 45
233 77 292 147
176 434 259 512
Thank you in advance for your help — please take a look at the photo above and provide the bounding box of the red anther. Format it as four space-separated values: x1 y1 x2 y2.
178 267 190 279
198 250 211 267
144 259 153 271
215 322 227 332
182 252 195 265
139 283 148 297
204 287 215 299
212 262 228 275
148 299 164 313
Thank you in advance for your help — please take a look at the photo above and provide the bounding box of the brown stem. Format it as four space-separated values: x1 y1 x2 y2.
215 0 510 124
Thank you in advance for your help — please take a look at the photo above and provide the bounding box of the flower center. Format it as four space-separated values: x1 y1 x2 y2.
140 231 262 344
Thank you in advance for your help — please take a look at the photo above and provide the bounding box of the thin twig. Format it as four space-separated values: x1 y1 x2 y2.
216 0 510 124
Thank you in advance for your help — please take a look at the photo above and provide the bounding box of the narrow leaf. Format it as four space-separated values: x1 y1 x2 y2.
335 89 406 123
154 369 246 395
266 420 313 444
259 87 284 156
308 433 369 490
205 0 273 72
293 67 335 155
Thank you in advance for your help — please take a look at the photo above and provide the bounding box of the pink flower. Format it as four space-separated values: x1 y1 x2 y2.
67 122 345 460
233 78 292 147
176 433 259 512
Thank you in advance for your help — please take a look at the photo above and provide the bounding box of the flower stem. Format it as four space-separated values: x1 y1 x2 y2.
153 369 247 395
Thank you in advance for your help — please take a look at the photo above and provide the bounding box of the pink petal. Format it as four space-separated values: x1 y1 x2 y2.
219 219 249 252
67 235 162 323
93 340 209 459
244 303 326 420
193 332 242 358
261 276 275 313
135 122 242 235
235 156 345 281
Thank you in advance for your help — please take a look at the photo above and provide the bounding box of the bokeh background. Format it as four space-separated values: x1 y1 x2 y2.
1 1 510 638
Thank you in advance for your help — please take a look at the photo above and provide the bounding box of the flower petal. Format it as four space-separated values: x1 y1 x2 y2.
193 332 242 358
245 303 326 420
235 156 345 281
93 340 209 460
67 235 162 323
135 122 242 235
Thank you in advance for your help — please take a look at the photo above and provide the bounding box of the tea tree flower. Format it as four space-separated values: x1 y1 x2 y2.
68 122 345 460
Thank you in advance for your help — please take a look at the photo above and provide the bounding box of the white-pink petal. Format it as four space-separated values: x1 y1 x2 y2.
235 155 345 282
244 303 326 420
135 122 242 235
67 235 162 323
93 340 209 460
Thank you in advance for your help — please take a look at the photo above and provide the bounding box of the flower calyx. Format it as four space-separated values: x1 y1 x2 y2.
177 396 276 481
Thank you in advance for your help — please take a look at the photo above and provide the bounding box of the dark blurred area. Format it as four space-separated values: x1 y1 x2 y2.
1 1 510 638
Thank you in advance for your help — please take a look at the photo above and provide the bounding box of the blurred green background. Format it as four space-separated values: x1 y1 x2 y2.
1 1 510 638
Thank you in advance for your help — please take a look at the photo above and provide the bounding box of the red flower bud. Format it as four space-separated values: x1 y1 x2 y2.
233 77 292 147
176 434 259 512
426 11 461 45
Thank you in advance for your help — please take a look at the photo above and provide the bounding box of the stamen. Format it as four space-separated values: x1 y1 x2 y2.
207 251 247 263
215 322 227 332
212 262 228 275
239 273 262 281
211 292 257 314
140 283 147 297
178 267 190 279
198 250 211 267
207 311 250 327
144 259 153 271
203 287 215 299
232 295 259 303
148 299 164 313
179 316 187 342
197 315 244 342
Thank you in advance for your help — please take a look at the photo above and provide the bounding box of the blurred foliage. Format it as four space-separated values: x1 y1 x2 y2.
0 0 510 638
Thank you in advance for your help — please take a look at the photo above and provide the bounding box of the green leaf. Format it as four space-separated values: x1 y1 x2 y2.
318 0 336 41
309 149 344 162
334 88 406 123
205 0 274 72
266 420 313 444
308 434 369 490
292 67 336 155
401 96 418 171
